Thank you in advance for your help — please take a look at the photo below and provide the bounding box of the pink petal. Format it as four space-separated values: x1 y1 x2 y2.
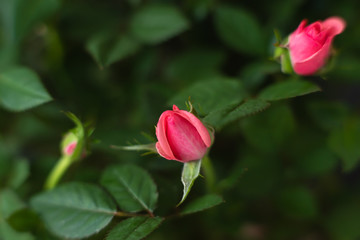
292 37 332 75
322 17 346 36
173 108 211 147
289 32 323 63
155 111 176 160
165 113 207 161
155 142 174 160
295 19 308 34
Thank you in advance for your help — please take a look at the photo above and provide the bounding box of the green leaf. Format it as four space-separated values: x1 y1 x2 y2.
0 189 34 240
328 116 360 171
169 77 246 115
203 99 270 129
106 217 163 240
259 79 321 101
7 159 29 189
0 67 52 111
240 103 295 154
277 186 318 220
30 182 117 239
86 33 140 68
165 48 226 82
178 159 202 206
0 222 35 240
326 202 360 240
0 189 25 219
130 5 189 44
6 208 40 232
214 5 265 56
181 194 224 215
241 61 280 91
100 165 158 213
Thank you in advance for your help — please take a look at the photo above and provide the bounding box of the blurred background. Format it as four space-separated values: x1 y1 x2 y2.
1 0 360 239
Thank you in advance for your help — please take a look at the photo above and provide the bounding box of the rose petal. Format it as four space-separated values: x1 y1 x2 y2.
292 37 332 75
174 108 212 147
323 17 346 36
155 111 176 160
165 113 207 161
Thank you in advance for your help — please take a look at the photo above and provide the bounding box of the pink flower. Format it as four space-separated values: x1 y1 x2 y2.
155 105 212 163
288 17 346 75
63 141 77 156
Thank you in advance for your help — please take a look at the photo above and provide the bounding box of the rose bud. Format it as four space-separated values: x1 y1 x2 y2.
287 17 346 75
63 141 77 156
155 105 212 163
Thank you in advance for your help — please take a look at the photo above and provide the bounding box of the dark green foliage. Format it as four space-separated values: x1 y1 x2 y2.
1 0 360 239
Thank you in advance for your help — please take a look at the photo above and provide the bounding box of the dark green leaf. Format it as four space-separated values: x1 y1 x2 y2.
30 182 117 239
0 67 52 111
215 5 265 56
240 103 295 153
86 33 140 68
326 202 360 240
101 165 158 213
328 116 360 171
169 77 246 115
7 159 29 189
203 99 270 129
130 5 189 44
259 79 321 101
241 61 280 91
165 48 226 82
106 217 163 240
277 186 318 220
181 194 224 215
6 208 40 232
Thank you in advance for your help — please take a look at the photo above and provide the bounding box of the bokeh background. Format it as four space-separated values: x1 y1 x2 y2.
1 0 360 239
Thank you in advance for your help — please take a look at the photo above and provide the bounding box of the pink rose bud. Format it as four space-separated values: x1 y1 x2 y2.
63 141 77 156
155 105 212 163
288 17 346 75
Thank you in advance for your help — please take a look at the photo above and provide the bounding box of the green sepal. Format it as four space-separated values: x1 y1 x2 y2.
178 159 202 206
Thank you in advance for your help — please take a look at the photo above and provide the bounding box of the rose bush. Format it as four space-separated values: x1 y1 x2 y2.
288 17 346 75
155 105 212 162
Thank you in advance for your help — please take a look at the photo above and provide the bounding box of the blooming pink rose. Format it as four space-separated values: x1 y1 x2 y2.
155 105 212 163
288 17 346 75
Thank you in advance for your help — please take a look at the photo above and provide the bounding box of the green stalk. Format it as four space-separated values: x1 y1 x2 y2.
44 156 72 190
201 155 216 192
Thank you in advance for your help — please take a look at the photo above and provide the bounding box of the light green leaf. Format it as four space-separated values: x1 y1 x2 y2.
100 165 158 213
203 99 270 129
328 116 360 171
0 222 34 240
0 189 25 219
106 217 163 240
130 5 189 44
169 77 246 115
0 189 34 240
178 159 202 206
214 5 266 56
86 33 140 68
30 182 117 239
181 194 224 215
259 79 321 101
7 159 29 189
0 67 52 111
